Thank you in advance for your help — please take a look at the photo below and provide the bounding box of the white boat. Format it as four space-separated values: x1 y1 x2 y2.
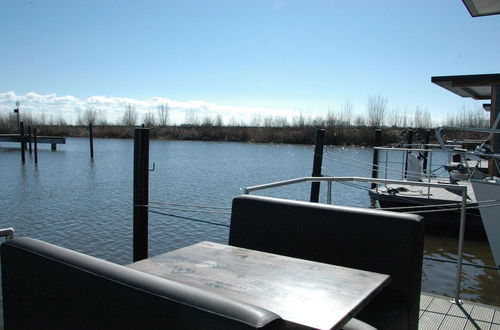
470 178 500 268
436 112 500 268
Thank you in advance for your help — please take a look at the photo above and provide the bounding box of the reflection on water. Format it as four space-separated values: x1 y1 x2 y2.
423 235 500 305
0 138 498 322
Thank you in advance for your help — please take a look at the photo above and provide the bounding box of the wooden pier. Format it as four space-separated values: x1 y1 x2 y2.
420 293 500 329
0 134 66 150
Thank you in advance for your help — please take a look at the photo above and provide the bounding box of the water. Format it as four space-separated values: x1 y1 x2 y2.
0 138 498 320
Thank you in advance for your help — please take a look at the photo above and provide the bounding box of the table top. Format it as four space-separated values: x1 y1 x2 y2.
128 241 390 330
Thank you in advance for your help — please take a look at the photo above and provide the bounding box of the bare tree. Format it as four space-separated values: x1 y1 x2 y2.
340 101 353 127
156 103 169 126
81 106 99 125
142 111 156 127
413 107 432 129
121 104 138 126
366 95 387 127
214 114 223 127
184 109 199 125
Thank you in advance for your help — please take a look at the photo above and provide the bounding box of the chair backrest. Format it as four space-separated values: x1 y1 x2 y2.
229 194 424 330
1 237 283 330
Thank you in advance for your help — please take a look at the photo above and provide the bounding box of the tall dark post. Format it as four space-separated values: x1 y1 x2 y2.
28 125 32 154
133 128 150 262
371 129 382 189
310 128 325 203
34 128 38 164
20 122 26 164
490 85 500 177
422 130 431 173
89 123 94 159
404 130 414 178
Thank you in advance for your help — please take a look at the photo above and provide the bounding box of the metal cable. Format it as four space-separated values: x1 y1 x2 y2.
325 151 445 178
148 209 230 228
323 153 447 180
423 256 499 271
148 205 231 215
149 201 231 210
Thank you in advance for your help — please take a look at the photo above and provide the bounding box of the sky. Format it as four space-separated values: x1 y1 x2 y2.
1 0 499 124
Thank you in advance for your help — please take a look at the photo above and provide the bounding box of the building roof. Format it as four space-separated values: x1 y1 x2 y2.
431 73 500 100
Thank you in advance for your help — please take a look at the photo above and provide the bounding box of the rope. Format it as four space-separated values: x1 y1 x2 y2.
325 151 441 178
323 153 447 181
149 205 231 215
148 209 230 228
149 201 230 210
423 256 499 271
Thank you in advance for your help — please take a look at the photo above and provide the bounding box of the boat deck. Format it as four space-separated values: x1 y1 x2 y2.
372 179 478 206
420 293 500 329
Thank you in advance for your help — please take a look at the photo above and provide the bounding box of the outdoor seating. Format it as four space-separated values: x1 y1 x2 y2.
1 237 284 330
229 194 424 330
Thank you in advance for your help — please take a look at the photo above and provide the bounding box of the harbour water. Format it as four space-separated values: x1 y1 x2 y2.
0 138 499 320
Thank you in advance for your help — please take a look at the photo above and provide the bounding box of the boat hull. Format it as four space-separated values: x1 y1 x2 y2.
470 179 500 268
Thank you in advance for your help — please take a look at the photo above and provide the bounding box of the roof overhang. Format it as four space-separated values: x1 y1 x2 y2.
462 0 500 17
431 73 500 100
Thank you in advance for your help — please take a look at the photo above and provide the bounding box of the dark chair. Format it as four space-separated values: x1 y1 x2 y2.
229 195 424 330
1 237 284 330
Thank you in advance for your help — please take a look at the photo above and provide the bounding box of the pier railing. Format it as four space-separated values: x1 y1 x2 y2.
244 176 468 304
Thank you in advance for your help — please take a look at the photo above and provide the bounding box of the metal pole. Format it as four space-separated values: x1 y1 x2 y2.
20 122 25 164
404 130 413 178
133 128 149 262
371 129 382 189
327 181 332 204
452 187 467 304
89 123 94 159
28 125 32 154
310 128 325 203
34 128 38 164
422 130 430 173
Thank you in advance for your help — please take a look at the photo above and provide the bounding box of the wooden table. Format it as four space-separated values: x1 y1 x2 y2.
128 241 390 330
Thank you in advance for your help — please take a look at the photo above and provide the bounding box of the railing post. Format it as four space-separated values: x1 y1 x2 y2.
133 128 149 262
327 181 332 204
422 130 430 173
371 129 382 189
452 186 467 305
89 123 94 159
20 122 26 164
34 128 38 164
404 130 414 178
310 128 325 203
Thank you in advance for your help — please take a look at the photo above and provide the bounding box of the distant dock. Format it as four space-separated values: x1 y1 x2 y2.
0 134 66 150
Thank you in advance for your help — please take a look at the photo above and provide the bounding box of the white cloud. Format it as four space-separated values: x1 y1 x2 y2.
0 91 307 125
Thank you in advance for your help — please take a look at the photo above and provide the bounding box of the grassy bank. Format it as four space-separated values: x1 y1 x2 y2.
0 123 440 146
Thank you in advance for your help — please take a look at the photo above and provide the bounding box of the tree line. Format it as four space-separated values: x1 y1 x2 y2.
0 96 490 145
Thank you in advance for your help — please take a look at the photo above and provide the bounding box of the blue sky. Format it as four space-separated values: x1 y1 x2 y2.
1 0 499 124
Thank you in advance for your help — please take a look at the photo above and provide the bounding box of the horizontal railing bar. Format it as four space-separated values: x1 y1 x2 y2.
244 176 467 194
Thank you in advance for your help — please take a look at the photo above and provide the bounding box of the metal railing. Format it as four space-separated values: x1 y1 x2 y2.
244 176 468 304
373 146 443 182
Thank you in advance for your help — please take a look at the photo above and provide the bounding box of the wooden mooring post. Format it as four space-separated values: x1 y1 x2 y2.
371 129 382 189
133 128 149 262
20 122 26 164
34 128 38 164
28 125 32 154
89 123 94 159
310 128 325 203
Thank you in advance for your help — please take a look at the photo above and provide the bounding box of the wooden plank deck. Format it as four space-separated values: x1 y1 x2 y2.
420 293 500 329
373 179 478 206
0 134 66 144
